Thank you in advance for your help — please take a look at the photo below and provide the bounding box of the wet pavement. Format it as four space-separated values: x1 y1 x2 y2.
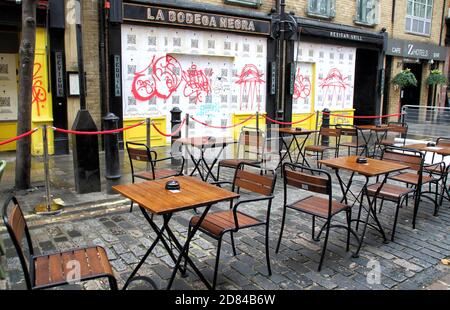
0 146 449 290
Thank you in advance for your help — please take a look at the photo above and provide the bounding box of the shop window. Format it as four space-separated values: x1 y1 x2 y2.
355 0 379 26
307 0 336 19
224 0 261 8
405 0 433 36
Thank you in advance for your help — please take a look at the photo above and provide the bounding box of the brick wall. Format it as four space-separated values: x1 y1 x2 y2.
189 0 275 13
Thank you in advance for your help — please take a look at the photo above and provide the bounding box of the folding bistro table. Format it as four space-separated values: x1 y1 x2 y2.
178 136 236 182
274 128 317 169
318 156 409 256
113 176 239 290
356 124 393 158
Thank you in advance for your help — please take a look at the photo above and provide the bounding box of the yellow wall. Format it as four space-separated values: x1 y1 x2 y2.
0 28 54 155
232 112 266 140
123 117 167 147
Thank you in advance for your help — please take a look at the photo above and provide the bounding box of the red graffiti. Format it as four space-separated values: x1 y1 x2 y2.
131 55 183 101
293 68 311 99
32 63 47 117
319 68 351 106
235 64 264 111
182 64 212 104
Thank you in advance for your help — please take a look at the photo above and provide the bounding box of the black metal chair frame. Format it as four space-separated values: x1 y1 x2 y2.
186 162 276 289
373 122 408 158
276 162 360 271
216 126 265 181
277 129 315 170
306 126 342 168
336 124 368 157
126 141 185 212
2 195 118 290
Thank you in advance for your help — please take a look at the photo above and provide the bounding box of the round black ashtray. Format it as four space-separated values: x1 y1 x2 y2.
295 127 303 131
427 142 436 147
356 157 368 164
165 180 180 191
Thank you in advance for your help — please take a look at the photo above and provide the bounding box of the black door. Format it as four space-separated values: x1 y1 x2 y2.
353 49 379 125
400 62 422 108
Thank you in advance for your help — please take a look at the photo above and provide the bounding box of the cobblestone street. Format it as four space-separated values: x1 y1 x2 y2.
1 150 449 290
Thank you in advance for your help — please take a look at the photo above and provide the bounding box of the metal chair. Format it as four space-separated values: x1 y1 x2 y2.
304 126 341 168
375 146 444 229
336 124 367 156
186 163 276 289
217 127 265 181
126 142 185 212
2 195 118 290
276 162 358 271
378 122 408 148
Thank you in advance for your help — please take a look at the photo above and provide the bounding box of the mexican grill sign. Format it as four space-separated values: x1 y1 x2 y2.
123 3 271 36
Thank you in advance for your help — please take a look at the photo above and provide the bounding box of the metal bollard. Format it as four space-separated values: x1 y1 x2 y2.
170 107 182 165
321 108 330 146
34 125 63 215
146 117 151 170
103 113 121 194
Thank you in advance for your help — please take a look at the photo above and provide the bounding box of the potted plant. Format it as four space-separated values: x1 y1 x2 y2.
426 69 447 86
391 68 418 89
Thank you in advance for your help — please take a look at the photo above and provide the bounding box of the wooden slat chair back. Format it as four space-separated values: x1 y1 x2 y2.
126 142 156 180
237 127 265 161
387 122 408 135
284 169 330 195
3 196 36 289
382 147 423 173
234 168 275 196
436 137 450 147
317 126 342 148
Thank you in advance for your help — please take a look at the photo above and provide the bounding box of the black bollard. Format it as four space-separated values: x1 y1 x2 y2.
72 110 101 193
103 113 121 194
322 108 330 146
170 107 182 165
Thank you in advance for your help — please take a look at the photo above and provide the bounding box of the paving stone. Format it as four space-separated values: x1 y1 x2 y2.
112 243 129 255
303 271 338 289
67 230 82 238
121 252 139 265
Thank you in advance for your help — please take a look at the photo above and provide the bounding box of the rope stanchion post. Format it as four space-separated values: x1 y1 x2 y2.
34 125 63 215
256 111 259 132
103 113 121 194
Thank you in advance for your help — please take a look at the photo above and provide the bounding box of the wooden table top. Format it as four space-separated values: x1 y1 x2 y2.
356 124 394 131
406 143 450 156
177 136 236 148
113 176 239 215
273 128 318 135
318 155 410 177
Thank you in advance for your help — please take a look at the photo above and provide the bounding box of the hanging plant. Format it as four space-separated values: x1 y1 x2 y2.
391 68 418 88
426 69 447 86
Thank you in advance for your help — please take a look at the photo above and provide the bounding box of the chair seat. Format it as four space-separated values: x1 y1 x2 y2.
366 183 414 200
219 159 260 168
134 169 179 180
389 172 434 185
288 196 349 218
33 246 114 288
304 145 335 153
190 210 261 237
379 139 395 146
340 142 366 148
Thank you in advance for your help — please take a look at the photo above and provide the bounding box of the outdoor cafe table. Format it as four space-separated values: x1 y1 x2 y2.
273 127 317 169
406 143 450 157
113 176 239 290
178 136 236 182
318 155 410 256
356 124 396 158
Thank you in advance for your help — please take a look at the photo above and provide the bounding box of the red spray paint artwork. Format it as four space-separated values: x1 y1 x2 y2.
32 63 47 117
182 64 213 104
318 68 351 106
293 67 311 99
235 64 264 111
131 55 183 101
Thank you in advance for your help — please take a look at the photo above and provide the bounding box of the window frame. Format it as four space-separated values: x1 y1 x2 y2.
405 0 433 36
224 0 262 8
354 0 380 27
306 0 336 19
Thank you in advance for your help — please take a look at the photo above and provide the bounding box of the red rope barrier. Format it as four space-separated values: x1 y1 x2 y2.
53 121 144 135
264 113 316 125
0 128 38 146
323 112 403 119
190 114 255 129
151 118 186 137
